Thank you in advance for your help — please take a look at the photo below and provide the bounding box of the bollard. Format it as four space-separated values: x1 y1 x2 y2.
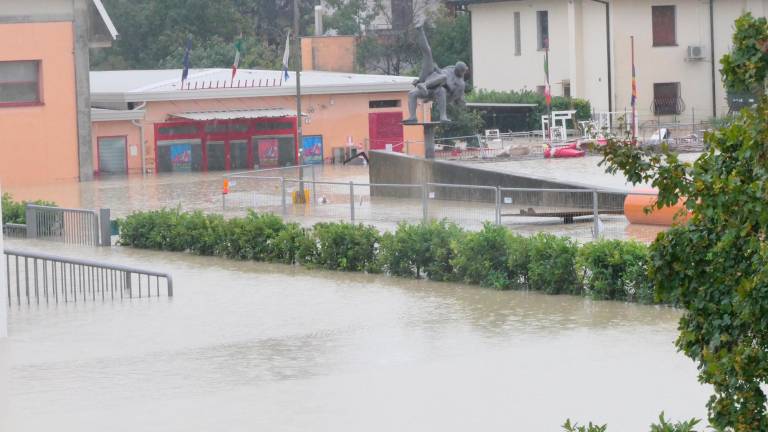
349 181 355 223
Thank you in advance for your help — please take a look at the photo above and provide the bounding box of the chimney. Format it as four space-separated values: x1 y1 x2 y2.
314 5 324 36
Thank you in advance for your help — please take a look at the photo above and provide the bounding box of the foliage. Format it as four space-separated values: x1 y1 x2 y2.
720 13 768 95
1 193 56 225
425 8 471 72
434 103 485 138
323 0 379 36
648 412 701 432
467 89 592 131
94 0 315 70
452 223 515 288
311 222 380 272
577 240 652 302
598 12 768 430
562 419 608 432
528 234 580 295
118 210 661 304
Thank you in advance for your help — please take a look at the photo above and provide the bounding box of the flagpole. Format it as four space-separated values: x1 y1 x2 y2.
546 44 552 143
294 0 305 201
631 36 637 144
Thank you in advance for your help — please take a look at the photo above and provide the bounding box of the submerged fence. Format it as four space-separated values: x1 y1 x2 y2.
4 248 173 306
2 205 113 247
222 171 657 242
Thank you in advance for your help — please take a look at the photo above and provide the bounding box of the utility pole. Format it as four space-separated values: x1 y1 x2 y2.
294 0 306 202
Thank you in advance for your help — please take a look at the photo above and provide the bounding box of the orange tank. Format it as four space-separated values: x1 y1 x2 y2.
624 188 691 226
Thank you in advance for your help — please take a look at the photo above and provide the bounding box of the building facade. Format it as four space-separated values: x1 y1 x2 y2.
89 68 427 176
457 0 768 124
0 0 116 186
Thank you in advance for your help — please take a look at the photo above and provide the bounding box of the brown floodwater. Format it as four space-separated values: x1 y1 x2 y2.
1 239 708 432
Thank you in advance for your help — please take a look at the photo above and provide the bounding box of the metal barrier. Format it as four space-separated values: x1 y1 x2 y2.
221 169 672 242
4 248 173 306
25 205 112 246
2 223 26 239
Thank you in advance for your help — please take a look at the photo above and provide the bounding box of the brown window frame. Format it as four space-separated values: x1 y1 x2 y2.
652 5 677 47
0 60 43 108
537 10 549 51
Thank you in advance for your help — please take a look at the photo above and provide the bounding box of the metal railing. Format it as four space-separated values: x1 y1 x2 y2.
4 248 173 306
2 223 26 239
25 205 111 246
221 170 656 241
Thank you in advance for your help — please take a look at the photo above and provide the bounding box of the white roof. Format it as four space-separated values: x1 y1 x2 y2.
90 68 414 103
170 108 300 121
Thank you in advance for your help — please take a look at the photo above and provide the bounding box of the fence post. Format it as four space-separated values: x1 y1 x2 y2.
349 181 355 223
25 206 37 239
422 182 429 224
495 187 502 225
311 165 317 205
99 208 111 247
280 177 287 216
166 275 173 297
592 190 600 240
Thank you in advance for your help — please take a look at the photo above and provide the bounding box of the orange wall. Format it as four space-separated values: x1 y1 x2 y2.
138 91 425 171
0 21 78 187
301 36 356 73
91 121 143 175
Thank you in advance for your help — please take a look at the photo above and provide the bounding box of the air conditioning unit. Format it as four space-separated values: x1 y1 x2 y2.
687 45 705 61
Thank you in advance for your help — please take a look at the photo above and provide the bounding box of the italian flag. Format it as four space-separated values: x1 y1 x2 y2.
544 48 552 106
231 38 243 81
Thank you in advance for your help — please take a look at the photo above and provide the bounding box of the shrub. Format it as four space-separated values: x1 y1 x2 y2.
2 193 57 224
649 412 701 432
221 211 286 261
562 420 607 432
119 208 186 251
273 222 315 265
379 220 464 279
452 222 514 289
577 240 652 302
312 222 380 272
507 234 532 289
528 234 580 295
177 211 225 256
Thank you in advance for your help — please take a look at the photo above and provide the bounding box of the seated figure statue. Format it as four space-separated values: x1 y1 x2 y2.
403 25 468 124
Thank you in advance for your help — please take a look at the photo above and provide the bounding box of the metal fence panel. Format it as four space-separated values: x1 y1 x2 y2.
4 248 173 306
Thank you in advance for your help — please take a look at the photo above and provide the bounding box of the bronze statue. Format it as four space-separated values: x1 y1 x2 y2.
403 26 468 124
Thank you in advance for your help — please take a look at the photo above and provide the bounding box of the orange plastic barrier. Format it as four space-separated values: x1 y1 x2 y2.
624 188 691 226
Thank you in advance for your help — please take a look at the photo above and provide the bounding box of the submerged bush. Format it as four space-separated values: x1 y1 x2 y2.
379 220 464 280
221 211 287 261
577 240 652 302
312 222 380 272
452 222 515 289
1 193 57 224
528 233 580 295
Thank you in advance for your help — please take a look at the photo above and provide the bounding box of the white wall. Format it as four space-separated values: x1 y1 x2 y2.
470 0 572 96
581 0 610 112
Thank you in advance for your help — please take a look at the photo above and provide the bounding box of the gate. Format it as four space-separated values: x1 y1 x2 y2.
369 112 404 152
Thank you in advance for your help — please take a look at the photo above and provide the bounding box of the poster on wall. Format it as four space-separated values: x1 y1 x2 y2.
170 144 192 171
301 136 323 165
257 139 279 168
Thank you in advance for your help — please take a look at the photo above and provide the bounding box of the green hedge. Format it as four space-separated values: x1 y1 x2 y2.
118 211 660 304
1 193 57 225
466 89 592 131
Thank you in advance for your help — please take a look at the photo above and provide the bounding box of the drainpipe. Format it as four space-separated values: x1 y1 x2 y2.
709 0 717 118
590 0 613 114
131 101 147 176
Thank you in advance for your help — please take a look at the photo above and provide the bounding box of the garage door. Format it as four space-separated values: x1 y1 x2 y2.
98 137 127 174
368 112 404 152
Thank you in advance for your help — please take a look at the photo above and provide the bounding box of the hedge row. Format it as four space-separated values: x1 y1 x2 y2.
118 209 657 303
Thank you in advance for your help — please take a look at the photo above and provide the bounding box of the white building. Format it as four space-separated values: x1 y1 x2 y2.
453 0 768 123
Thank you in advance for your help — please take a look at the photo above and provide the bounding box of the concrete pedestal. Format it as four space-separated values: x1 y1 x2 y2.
403 121 442 159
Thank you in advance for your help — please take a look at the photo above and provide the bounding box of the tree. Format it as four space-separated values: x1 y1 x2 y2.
600 13 768 431
323 0 379 36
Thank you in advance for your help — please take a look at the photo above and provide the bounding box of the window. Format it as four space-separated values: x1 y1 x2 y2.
0 60 41 106
514 12 522 56
653 82 682 115
652 6 676 47
254 121 293 131
537 11 549 50
562 80 571 99
369 100 401 109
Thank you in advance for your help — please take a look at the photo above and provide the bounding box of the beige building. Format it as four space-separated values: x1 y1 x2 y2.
454 0 768 123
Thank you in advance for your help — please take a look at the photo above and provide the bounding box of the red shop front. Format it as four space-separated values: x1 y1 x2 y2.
153 111 298 173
